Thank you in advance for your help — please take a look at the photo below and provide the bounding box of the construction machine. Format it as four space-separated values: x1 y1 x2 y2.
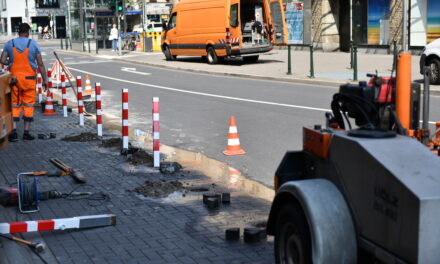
266 54 440 263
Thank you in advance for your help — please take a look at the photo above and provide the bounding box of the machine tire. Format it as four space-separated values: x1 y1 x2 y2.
243 55 259 63
274 203 312 264
164 45 176 61
428 57 440 84
206 47 218 64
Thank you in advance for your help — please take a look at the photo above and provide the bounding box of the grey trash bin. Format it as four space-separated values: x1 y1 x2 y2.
144 37 153 52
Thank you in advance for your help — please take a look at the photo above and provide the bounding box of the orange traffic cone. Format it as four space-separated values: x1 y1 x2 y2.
83 74 93 96
223 116 245 156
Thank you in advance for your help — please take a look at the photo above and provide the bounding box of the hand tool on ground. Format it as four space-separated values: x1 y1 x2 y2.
26 170 69 177
49 158 86 183
0 233 45 252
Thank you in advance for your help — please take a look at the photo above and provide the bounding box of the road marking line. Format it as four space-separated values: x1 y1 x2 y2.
121 67 151 75
68 67 439 124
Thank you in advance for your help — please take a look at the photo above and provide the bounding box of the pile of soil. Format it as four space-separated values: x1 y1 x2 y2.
62 132 101 142
101 138 122 148
128 150 154 166
132 180 184 198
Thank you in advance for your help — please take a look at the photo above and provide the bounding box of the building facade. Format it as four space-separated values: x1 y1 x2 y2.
0 0 68 37
289 0 440 51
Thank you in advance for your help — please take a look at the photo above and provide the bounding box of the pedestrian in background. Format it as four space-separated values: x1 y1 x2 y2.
110 24 118 52
0 23 47 141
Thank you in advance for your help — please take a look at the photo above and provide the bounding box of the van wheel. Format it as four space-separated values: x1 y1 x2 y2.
164 46 176 61
428 58 440 84
206 47 218 64
243 55 259 63
274 203 312 264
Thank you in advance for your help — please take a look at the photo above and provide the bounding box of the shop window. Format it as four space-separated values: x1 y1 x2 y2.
353 0 390 45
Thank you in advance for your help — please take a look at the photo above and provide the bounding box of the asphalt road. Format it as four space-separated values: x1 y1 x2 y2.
17 44 440 186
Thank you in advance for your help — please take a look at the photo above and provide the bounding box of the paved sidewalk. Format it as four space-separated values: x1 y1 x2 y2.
0 105 274 263
60 47 435 90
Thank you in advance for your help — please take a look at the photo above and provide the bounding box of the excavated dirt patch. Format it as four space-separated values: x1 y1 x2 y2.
129 150 154 166
101 138 122 148
132 180 185 198
62 132 101 142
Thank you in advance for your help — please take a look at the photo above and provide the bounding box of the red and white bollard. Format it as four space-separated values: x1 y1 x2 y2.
76 76 84 126
43 68 56 116
36 72 43 104
122 89 129 151
153 97 160 167
61 72 67 117
1 64 7 73
96 83 102 137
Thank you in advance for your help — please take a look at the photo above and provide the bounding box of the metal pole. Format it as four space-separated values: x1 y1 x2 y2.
309 44 314 78
287 45 292 75
350 41 353 69
353 45 358 81
96 39 98 54
60 38 63 49
392 40 397 73
87 38 91 53
422 66 430 144
65 38 68 50
402 0 408 52
117 6 122 56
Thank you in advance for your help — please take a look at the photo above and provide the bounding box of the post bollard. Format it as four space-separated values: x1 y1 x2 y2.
353 45 358 81
309 44 314 78
69 38 72 50
95 39 98 54
392 40 397 73
350 41 353 69
87 38 91 53
65 38 69 50
287 45 292 75
82 39 85 52
60 38 64 50
422 66 431 144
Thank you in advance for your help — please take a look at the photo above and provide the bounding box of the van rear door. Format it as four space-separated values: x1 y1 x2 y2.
264 0 287 45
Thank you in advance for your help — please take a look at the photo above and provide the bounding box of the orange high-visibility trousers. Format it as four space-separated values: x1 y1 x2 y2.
9 39 37 122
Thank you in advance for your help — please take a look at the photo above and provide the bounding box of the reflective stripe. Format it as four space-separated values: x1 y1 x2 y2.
12 104 21 107
229 126 238 133
22 103 34 107
228 138 240 146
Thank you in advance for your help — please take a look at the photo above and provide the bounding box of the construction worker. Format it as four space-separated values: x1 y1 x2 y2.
0 23 47 141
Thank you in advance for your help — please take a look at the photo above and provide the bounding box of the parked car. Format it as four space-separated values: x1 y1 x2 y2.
420 38 440 84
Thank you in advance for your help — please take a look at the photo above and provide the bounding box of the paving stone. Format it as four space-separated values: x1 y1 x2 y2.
0 104 274 263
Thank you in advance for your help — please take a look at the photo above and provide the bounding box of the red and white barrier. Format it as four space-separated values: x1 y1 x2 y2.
76 76 84 126
61 72 67 117
1 64 8 73
153 97 160 167
122 89 129 150
96 83 102 137
43 68 56 116
0 214 116 234
37 72 43 104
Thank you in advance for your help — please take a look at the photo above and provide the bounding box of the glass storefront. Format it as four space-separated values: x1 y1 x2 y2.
353 0 390 45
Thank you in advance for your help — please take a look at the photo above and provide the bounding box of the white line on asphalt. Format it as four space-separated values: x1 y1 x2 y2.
68 67 439 124
121 67 151 75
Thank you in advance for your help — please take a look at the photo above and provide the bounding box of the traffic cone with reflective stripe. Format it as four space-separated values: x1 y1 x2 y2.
223 116 245 156
83 74 93 97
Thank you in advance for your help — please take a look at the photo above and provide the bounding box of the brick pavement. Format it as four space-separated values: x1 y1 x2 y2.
0 104 274 263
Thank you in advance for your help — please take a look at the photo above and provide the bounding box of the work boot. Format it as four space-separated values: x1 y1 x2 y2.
22 133 35 141
8 131 18 142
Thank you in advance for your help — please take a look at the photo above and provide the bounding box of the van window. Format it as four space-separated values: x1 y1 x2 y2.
168 13 177 29
230 4 239 27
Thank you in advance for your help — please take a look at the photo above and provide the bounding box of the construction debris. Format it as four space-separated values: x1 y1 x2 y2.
128 149 154 166
159 162 182 174
62 132 100 142
225 228 240 241
132 180 184 198
101 138 122 148
221 193 230 203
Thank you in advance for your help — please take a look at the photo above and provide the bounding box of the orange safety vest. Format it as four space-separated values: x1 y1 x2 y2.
9 39 37 121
